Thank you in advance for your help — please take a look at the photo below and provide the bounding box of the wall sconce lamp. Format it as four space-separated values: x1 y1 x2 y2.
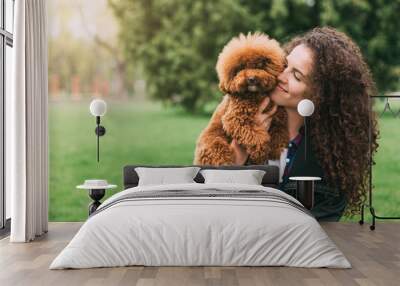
289 99 319 210
297 99 315 162
89 99 107 162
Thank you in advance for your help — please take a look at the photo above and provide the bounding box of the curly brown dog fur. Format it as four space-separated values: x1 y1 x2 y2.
194 32 289 166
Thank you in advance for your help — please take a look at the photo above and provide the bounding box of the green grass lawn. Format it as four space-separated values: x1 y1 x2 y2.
49 99 400 222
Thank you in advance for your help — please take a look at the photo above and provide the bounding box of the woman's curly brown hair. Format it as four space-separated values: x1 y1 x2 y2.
284 26 379 216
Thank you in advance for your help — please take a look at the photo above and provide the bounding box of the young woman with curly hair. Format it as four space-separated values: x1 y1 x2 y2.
231 26 379 221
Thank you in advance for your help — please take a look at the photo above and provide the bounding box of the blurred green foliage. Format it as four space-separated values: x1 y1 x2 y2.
109 0 262 112
109 0 400 113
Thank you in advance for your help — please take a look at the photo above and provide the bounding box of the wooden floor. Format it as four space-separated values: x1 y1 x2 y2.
0 222 399 286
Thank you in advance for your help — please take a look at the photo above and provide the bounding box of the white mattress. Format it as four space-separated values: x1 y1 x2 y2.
50 183 351 269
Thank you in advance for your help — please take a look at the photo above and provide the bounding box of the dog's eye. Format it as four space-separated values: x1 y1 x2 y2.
257 58 270 68
283 59 288 68
233 64 244 75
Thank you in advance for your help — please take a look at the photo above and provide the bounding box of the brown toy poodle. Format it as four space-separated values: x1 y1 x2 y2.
194 32 289 166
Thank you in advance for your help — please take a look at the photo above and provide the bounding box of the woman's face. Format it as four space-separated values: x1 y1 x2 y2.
271 44 314 109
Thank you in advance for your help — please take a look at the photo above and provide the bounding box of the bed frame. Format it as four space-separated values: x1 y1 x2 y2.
123 165 280 189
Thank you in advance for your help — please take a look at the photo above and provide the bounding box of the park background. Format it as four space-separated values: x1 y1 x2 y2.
47 0 400 222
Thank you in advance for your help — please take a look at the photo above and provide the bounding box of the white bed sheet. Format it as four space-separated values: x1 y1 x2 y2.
50 183 351 269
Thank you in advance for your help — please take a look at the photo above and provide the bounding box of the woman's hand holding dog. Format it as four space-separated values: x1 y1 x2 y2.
231 97 278 165
230 139 249 165
255 97 278 131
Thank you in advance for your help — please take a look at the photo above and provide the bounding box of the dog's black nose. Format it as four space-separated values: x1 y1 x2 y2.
247 77 257 85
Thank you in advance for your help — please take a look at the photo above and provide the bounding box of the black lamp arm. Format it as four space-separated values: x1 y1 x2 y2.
94 116 106 162
95 116 106 136
304 116 308 162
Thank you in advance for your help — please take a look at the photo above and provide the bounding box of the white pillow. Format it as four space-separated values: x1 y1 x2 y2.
200 169 266 185
135 167 201 186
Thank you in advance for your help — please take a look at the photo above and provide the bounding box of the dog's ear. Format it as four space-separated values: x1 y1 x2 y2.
219 81 228 94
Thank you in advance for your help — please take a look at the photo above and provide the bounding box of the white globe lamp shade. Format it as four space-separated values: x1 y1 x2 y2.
90 99 107 117
297 99 314 117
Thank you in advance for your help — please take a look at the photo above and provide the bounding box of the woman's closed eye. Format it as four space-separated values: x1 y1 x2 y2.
293 70 301 81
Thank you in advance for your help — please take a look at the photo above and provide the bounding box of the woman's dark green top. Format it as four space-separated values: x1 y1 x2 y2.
279 126 347 221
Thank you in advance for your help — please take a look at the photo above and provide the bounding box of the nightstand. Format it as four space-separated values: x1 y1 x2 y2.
289 176 321 210
77 180 117 215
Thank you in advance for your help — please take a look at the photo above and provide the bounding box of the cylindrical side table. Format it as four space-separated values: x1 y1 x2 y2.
289 176 321 210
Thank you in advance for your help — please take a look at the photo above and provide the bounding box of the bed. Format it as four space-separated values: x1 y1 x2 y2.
49 165 351 269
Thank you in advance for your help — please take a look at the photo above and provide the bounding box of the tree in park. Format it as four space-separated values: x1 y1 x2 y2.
109 0 262 113
110 0 400 113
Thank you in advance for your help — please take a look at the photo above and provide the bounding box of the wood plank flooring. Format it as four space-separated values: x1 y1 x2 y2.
0 222 399 286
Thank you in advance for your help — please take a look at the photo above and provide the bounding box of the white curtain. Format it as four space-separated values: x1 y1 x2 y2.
7 0 49 242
